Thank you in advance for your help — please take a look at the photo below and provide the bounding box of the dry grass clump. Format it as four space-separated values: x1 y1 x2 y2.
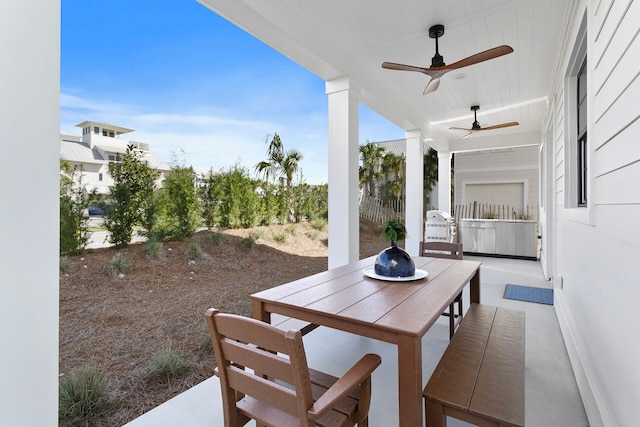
59 366 111 426
105 253 131 278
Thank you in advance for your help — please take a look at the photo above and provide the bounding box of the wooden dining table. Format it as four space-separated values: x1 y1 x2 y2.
251 254 481 427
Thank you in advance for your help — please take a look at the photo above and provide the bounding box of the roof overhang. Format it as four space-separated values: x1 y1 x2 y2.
197 0 574 152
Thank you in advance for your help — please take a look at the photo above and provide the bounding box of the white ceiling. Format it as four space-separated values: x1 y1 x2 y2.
198 0 575 152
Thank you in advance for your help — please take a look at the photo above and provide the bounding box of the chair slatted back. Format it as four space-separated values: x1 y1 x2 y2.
420 241 463 260
206 309 314 423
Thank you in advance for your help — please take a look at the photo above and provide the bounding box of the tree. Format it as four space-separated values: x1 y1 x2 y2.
155 166 201 238
59 160 90 254
254 133 303 222
292 182 328 222
423 147 439 213
359 142 386 198
199 168 219 230
105 146 159 248
217 164 258 228
255 181 286 226
381 152 405 203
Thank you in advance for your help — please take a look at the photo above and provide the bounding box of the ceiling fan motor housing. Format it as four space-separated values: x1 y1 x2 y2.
429 24 446 67
471 105 481 129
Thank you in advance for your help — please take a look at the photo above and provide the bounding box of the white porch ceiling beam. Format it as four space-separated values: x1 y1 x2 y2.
449 130 541 153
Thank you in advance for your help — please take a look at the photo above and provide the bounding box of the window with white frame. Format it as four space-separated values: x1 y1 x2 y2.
565 11 588 214
576 58 587 207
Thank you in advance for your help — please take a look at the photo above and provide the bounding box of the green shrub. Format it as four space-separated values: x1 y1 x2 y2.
208 231 228 246
59 366 110 426
106 253 132 278
252 227 268 240
60 160 90 255
306 230 319 240
144 239 165 260
285 224 297 235
185 241 203 261
211 164 258 228
146 343 192 381
240 235 257 251
311 218 328 231
59 256 74 275
273 232 287 243
153 166 201 239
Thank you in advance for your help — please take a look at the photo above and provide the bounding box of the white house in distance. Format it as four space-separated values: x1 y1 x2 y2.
60 121 171 194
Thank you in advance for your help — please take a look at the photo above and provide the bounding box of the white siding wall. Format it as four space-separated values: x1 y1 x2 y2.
465 182 524 209
0 1 60 424
546 1 640 426
76 163 112 194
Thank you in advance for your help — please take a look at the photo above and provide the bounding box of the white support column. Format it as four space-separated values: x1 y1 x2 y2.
326 76 359 269
404 129 424 256
437 151 452 214
1 1 60 424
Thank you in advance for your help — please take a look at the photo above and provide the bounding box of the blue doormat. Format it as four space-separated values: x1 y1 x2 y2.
504 284 554 305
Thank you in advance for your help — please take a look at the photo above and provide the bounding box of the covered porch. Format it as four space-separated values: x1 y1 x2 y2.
4 0 639 425
124 256 588 426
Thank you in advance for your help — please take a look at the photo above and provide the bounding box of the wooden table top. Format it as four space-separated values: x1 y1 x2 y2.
251 255 481 340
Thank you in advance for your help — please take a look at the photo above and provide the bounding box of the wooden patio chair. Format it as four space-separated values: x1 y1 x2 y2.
205 308 381 427
419 241 464 339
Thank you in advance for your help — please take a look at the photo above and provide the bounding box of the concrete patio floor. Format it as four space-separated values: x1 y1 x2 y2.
124 256 589 427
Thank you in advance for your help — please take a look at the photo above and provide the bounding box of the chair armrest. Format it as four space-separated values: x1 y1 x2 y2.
308 353 381 420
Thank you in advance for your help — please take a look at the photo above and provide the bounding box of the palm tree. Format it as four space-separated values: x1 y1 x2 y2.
382 152 405 203
423 148 439 212
255 133 303 221
359 142 386 198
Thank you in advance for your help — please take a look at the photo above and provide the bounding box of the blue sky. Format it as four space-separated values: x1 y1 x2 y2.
60 0 403 184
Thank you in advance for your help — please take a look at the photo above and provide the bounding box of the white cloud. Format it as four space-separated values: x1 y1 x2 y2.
60 89 403 185
60 90 330 184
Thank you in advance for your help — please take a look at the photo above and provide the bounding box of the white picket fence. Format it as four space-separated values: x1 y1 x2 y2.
359 197 538 225
359 196 405 224
454 202 538 222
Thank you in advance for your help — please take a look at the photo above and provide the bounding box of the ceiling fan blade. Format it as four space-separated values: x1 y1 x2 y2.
382 62 431 73
423 77 441 94
382 24 513 96
479 121 519 131
446 45 514 70
450 121 519 133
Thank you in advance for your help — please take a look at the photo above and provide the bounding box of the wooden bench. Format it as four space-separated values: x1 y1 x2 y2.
423 304 525 427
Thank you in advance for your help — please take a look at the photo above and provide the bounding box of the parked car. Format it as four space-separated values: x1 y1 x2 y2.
87 205 104 216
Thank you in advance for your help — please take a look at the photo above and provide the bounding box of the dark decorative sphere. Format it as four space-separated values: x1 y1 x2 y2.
374 242 415 277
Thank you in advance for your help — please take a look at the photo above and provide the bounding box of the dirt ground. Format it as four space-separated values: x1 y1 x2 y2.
59 219 390 426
